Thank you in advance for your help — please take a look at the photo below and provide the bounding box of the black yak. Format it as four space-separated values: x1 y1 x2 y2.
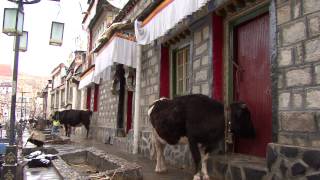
148 94 255 180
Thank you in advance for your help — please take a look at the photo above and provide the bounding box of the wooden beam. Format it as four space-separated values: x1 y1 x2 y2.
215 7 227 17
178 33 186 39
232 0 246 8
245 0 257 3
225 3 236 13
184 29 191 35
168 39 175 45
163 42 169 47
174 36 180 43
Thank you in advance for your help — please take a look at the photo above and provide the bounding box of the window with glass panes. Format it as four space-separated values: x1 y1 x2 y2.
61 89 65 107
173 45 190 96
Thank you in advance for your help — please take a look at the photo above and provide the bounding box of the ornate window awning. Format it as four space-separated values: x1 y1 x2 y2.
135 0 210 45
79 67 95 89
94 32 137 81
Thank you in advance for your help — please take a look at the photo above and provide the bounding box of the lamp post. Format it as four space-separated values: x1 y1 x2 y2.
2 0 63 179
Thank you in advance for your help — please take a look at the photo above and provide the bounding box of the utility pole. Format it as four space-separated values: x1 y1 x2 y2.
20 92 23 122
19 91 30 122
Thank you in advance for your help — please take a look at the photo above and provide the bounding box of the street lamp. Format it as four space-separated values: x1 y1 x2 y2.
13 31 28 52
2 8 24 36
49 21 64 46
2 1 62 179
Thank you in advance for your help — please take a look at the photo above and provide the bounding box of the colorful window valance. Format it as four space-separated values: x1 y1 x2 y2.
135 0 210 45
94 33 137 81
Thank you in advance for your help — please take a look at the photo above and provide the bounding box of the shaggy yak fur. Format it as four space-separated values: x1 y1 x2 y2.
148 94 255 180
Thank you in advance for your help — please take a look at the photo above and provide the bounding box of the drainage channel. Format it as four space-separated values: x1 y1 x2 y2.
23 145 142 180
22 130 62 180
22 130 142 180
24 166 62 180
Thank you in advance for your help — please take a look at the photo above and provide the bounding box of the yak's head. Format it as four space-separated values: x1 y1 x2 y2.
52 111 64 121
230 102 255 138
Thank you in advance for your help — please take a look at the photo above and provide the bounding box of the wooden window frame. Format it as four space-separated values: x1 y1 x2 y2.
170 43 191 97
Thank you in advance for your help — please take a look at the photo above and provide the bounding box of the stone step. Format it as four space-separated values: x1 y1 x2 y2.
44 134 54 140
208 153 268 180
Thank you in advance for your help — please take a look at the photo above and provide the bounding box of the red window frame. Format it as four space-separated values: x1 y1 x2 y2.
93 84 99 112
86 87 91 110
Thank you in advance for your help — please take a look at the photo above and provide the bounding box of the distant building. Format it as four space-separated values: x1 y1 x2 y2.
42 51 86 119
0 64 12 123
0 82 11 124
0 64 47 122
0 64 12 80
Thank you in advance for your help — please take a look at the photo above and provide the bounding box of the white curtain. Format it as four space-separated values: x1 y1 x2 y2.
94 36 137 80
78 70 94 90
135 0 210 45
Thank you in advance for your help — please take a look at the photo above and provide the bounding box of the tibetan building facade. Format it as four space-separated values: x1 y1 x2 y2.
62 0 320 179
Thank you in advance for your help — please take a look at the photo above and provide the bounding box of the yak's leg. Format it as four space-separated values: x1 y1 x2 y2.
152 129 167 173
64 124 68 136
150 130 156 160
189 139 201 180
200 147 210 180
67 125 71 137
155 138 167 172
84 123 90 138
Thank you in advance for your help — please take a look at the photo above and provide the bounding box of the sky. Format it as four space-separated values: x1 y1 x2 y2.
0 0 89 77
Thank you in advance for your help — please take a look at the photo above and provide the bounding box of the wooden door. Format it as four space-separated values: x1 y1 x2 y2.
233 13 272 157
126 91 133 133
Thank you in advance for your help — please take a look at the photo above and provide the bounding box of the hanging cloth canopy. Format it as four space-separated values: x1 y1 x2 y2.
135 0 210 45
78 67 95 89
94 33 137 81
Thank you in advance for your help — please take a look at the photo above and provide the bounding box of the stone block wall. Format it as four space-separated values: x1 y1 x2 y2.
139 42 161 129
277 0 320 147
90 77 119 143
138 15 212 169
267 143 320 179
191 18 212 96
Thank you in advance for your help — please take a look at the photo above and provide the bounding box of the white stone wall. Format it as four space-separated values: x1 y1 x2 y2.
139 42 161 129
192 21 212 96
89 70 119 143
277 0 320 146
138 15 212 169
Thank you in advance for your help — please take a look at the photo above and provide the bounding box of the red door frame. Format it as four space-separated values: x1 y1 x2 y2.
86 87 91 110
160 45 170 98
126 91 133 133
233 12 272 157
93 84 99 112
212 14 224 102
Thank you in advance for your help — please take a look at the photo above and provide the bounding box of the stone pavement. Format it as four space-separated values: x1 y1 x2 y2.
70 136 193 180
21 129 193 180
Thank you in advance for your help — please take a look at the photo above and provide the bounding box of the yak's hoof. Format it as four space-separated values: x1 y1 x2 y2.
203 174 210 180
193 174 201 180
155 167 167 173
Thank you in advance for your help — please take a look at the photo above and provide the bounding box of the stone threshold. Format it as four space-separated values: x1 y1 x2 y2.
208 153 268 180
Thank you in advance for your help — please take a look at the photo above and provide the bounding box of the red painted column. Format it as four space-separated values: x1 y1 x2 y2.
86 87 91 110
160 45 170 98
126 91 133 133
212 14 224 102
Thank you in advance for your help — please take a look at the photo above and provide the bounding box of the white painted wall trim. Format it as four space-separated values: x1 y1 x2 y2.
133 45 142 154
